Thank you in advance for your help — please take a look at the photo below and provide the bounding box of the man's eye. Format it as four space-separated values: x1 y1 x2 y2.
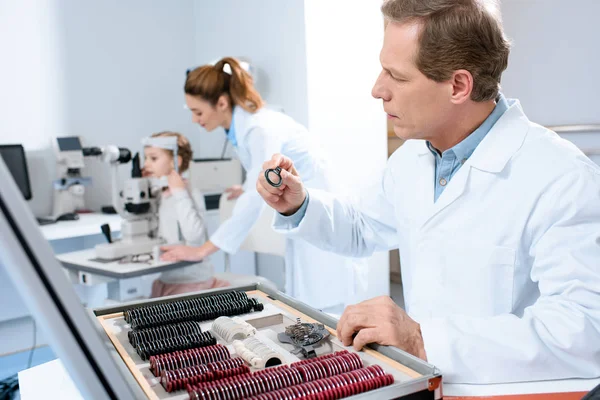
387 70 405 82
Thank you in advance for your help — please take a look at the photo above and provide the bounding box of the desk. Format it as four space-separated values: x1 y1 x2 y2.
40 213 122 241
0 214 122 322
58 248 197 280
57 249 198 301
18 359 595 399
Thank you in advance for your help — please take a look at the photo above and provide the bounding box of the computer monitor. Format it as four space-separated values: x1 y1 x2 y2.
0 144 32 200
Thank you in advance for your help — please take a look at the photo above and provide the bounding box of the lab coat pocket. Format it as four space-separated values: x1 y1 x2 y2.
442 244 516 317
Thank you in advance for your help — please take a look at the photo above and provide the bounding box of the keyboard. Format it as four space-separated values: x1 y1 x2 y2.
36 217 56 226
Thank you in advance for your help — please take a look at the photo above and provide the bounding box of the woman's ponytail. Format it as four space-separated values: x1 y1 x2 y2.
186 57 264 113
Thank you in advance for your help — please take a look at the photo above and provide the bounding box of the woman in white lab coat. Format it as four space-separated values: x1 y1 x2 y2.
161 57 362 312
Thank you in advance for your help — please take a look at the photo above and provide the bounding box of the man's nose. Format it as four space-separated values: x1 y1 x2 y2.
372 71 390 101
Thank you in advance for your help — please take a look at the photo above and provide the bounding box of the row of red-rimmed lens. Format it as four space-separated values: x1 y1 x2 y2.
137 331 217 360
150 344 230 376
290 351 351 367
161 361 250 392
162 357 247 391
185 350 363 399
246 366 394 400
188 365 390 400
292 352 362 382
162 359 246 392
188 364 303 399
130 299 262 330
124 291 250 323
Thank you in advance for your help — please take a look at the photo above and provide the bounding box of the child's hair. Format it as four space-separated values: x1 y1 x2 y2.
150 131 193 173
185 57 264 113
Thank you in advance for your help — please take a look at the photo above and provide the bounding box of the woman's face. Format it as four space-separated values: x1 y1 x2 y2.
143 147 173 177
185 94 229 132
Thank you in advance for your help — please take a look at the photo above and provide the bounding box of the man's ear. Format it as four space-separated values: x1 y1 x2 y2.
449 69 473 104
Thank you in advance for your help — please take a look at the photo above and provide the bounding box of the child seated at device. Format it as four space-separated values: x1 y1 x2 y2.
142 131 228 297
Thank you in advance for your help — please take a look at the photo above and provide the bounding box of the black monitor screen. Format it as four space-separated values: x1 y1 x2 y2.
0 144 32 200
57 137 82 151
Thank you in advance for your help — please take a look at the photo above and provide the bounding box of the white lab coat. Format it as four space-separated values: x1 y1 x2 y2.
210 106 364 310
274 99 600 383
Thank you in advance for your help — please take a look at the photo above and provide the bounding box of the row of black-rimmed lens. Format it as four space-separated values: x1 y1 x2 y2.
124 291 250 323
161 358 249 392
128 321 204 348
130 298 263 330
186 351 367 400
188 364 303 399
245 366 394 400
150 344 231 376
137 331 217 360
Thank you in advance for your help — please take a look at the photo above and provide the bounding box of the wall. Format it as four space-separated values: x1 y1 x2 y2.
2 0 199 216
501 0 600 163
57 0 198 211
0 0 198 356
0 0 67 217
303 0 390 301
192 0 309 159
0 0 66 356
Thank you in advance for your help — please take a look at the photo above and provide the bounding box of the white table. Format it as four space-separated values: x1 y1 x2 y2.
18 359 599 399
58 248 197 279
40 213 122 241
0 213 123 323
19 359 83 400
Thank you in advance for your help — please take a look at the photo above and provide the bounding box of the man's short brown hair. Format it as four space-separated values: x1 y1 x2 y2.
381 0 511 101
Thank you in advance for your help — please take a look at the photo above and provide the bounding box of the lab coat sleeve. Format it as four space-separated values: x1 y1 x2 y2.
170 187 208 246
210 128 282 254
273 161 399 257
419 166 600 383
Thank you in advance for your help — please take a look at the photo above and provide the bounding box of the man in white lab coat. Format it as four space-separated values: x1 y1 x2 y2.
256 0 600 384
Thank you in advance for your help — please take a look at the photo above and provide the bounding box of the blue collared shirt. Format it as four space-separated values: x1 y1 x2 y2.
225 110 238 147
428 93 509 202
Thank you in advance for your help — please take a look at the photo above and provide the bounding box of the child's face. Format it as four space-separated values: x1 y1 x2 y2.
143 147 173 177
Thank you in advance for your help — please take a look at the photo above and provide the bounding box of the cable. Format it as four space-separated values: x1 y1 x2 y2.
0 318 38 399
0 374 19 400
27 318 37 369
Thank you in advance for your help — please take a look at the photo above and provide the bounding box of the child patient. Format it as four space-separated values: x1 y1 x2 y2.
142 131 228 297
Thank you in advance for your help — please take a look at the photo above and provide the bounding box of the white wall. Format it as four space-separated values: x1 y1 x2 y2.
2 0 199 215
192 0 309 159
501 0 600 163
303 0 390 300
0 0 67 217
0 0 67 355
0 0 198 355
57 0 198 211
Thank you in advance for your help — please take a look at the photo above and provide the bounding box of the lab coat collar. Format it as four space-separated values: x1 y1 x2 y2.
413 98 529 230
468 99 528 173
416 98 528 174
